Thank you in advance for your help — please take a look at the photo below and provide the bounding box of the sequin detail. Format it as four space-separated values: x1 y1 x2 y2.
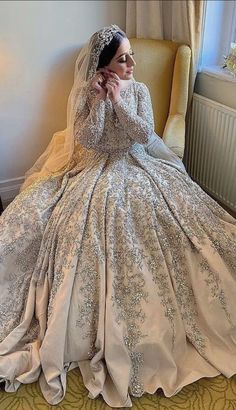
74 81 154 153
1 78 236 407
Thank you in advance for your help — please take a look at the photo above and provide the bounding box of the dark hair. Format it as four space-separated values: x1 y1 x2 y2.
97 31 127 69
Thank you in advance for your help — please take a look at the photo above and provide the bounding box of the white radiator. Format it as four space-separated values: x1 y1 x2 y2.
185 93 236 213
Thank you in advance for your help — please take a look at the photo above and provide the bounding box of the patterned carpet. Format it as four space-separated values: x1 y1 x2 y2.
0 369 236 409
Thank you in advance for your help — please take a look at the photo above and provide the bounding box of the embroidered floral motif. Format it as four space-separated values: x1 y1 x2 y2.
0 79 236 407
74 82 154 153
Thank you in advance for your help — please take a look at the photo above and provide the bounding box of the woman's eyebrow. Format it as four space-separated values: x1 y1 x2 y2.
116 49 132 60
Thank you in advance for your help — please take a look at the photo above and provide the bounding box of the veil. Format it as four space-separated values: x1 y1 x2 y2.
20 24 125 191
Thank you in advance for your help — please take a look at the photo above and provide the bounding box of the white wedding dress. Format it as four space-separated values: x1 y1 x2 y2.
0 79 236 407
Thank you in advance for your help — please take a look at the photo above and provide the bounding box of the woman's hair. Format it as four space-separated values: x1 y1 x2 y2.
97 31 127 69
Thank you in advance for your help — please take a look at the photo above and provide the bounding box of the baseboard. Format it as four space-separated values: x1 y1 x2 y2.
0 177 24 208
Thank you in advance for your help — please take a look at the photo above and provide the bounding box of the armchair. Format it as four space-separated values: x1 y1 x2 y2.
129 38 191 159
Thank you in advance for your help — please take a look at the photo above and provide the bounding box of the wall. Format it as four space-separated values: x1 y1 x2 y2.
0 0 126 189
195 70 236 111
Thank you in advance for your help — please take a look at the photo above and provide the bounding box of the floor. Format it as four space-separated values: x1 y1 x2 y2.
0 368 236 409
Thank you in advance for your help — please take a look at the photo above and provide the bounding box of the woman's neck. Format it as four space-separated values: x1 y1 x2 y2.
120 78 134 90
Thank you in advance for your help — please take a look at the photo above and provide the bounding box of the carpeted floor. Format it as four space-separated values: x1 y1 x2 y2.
0 369 236 409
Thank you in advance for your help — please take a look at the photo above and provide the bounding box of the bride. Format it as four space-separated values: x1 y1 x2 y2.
0 24 236 408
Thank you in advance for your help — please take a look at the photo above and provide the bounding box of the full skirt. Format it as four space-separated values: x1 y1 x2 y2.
0 144 236 407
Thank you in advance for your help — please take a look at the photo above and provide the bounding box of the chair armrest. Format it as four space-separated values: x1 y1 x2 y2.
162 113 185 158
162 44 191 159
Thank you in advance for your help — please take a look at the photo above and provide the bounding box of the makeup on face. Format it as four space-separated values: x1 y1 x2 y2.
103 38 136 80
116 50 135 64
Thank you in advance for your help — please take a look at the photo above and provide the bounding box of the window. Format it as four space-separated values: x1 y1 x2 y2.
199 0 236 70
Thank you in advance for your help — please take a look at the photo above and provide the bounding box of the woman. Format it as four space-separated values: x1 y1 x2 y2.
0 25 236 408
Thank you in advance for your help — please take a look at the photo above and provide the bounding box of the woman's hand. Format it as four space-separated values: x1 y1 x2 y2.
90 71 107 100
99 69 122 104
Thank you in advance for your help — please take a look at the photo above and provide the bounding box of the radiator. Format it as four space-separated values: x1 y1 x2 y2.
185 93 236 213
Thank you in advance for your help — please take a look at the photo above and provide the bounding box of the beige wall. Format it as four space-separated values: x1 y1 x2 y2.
195 71 236 111
0 0 126 183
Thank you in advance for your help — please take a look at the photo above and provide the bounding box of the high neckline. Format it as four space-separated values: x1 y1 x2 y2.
120 79 135 93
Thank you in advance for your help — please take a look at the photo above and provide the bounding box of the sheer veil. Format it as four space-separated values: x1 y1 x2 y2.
20 24 124 191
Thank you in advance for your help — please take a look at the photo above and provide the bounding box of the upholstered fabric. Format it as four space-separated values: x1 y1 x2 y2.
130 38 191 158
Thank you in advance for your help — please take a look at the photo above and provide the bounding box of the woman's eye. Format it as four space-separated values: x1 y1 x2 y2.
118 52 135 64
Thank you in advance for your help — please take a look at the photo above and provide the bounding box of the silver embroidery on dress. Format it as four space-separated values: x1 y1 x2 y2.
1 79 236 405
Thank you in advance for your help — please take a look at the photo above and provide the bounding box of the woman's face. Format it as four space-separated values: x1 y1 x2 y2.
105 37 136 80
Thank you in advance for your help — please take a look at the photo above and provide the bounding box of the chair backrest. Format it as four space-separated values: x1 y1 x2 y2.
129 38 185 137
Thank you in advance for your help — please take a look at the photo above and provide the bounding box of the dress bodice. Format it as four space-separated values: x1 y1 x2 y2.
74 80 155 154
97 82 137 153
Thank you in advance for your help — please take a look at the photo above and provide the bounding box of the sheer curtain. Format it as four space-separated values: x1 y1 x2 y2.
126 0 205 102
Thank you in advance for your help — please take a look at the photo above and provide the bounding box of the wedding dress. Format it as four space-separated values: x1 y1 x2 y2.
0 25 236 408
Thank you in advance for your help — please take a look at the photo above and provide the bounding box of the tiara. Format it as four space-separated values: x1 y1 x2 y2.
87 24 121 80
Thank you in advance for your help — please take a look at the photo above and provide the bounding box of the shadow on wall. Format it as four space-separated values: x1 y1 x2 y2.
21 45 83 175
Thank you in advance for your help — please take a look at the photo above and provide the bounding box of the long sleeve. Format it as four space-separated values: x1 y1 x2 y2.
74 96 106 149
113 83 154 144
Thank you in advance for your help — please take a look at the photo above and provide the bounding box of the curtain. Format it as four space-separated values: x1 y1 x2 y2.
126 0 205 102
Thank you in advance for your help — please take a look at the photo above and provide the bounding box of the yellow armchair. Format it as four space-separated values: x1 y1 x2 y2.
129 38 191 159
